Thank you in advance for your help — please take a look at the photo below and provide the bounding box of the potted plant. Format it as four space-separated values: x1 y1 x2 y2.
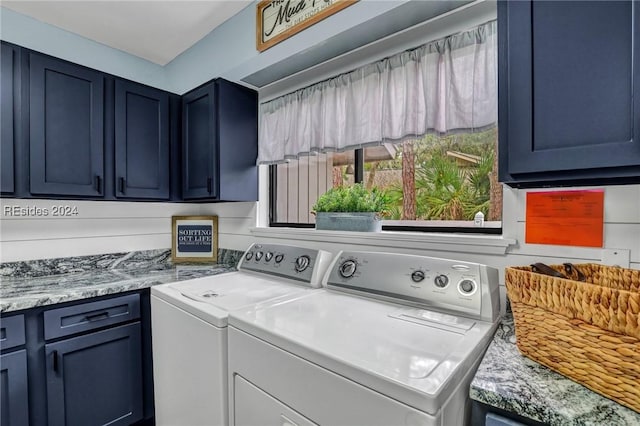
312 184 389 232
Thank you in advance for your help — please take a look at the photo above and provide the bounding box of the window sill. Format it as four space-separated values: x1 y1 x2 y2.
250 227 516 255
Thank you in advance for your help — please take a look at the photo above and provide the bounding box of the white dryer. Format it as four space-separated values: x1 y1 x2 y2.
150 243 333 426
228 250 500 426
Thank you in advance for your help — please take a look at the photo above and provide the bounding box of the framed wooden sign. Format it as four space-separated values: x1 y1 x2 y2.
256 0 358 52
171 216 218 263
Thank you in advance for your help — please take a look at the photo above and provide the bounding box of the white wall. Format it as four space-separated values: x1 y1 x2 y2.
249 183 640 278
0 199 256 262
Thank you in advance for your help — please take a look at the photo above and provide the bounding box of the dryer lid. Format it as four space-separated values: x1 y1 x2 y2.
229 290 497 415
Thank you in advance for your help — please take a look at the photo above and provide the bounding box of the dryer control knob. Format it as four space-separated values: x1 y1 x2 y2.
255 251 263 261
458 279 476 294
274 254 284 264
294 255 311 272
411 270 425 282
339 260 357 278
434 275 449 288
265 252 273 262
244 252 253 261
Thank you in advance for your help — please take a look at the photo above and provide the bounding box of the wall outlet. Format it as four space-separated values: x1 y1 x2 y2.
601 248 630 268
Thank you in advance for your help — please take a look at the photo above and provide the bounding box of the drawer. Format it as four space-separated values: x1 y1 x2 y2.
44 293 140 340
0 314 26 351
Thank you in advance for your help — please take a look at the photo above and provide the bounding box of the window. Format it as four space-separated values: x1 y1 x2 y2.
262 20 500 232
270 129 501 232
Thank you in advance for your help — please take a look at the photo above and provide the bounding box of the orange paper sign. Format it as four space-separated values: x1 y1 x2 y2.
525 190 604 247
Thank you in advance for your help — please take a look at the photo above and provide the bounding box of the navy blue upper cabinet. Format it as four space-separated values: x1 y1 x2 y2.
29 53 105 196
1 44 15 195
499 0 640 186
217 79 259 201
182 83 216 199
115 80 170 199
182 79 258 200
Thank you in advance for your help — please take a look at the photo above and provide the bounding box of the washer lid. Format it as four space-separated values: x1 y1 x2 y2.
229 290 497 414
151 272 313 327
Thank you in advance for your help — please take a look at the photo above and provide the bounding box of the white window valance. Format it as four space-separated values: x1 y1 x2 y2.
258 20 497 165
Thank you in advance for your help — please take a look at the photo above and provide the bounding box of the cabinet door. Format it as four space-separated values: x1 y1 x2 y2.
45 323 143 426
115 80 170 199
29 53 104 196
499 1 640 184
182 83 217 199
217 79 258 201
1 350 29 426
1 43 15 194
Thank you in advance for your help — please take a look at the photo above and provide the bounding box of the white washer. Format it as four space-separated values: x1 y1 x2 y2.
150 243 333 426
228 250 500 426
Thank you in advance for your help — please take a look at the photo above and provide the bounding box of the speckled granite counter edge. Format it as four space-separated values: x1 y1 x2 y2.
0 248 244 313
470 314 640 426
0 248 244 278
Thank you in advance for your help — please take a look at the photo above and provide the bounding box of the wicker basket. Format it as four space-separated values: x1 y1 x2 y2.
505 263 640 413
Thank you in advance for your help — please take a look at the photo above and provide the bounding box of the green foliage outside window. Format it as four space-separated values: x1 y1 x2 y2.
367 128 498 221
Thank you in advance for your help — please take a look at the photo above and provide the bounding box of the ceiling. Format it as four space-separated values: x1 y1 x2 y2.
1 1 251 65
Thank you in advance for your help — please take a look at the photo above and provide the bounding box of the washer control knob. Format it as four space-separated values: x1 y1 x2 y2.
459 279 476 294
339 260 357 278
255 251 263 261
274 254 284 264
294 255 311 272
434 275 449 288
411 270 425 282
245 252 253 261
265 252 273 262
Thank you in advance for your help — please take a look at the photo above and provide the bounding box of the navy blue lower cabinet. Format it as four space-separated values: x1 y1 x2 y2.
29 52 105 197
45 322 143 426
498 0 640 186
0 350 30 426
115 80 170 200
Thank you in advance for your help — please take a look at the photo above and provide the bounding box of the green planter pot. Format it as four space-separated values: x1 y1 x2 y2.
315 212 382 232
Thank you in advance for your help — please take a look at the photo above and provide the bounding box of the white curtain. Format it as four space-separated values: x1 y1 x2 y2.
258 20 497 165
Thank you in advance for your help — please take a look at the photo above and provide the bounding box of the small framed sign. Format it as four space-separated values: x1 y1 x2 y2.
256 0 358 52
171 216 218 263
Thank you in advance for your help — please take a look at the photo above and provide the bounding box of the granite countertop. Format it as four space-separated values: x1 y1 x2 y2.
0 249 243 313
471 314 640 426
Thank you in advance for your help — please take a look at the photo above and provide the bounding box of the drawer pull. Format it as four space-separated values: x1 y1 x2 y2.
85 312 110 322
53 350 59 372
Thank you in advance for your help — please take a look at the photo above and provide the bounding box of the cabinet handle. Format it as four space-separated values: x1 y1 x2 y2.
53 350 59 372
207 177 212 194
85 312 109 322
119 177 126 194
94 175 102 193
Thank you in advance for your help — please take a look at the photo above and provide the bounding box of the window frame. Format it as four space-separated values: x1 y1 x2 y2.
268 150 503 235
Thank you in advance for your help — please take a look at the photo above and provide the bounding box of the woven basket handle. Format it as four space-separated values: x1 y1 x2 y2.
531 263 567 279
563 263 586 282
